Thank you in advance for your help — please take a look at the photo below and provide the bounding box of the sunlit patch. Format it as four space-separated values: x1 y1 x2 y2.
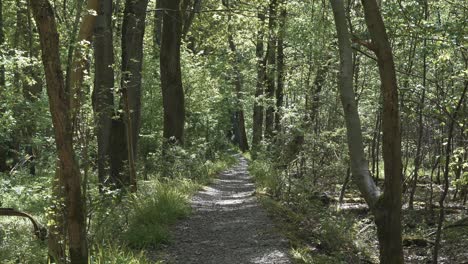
251 249 289 263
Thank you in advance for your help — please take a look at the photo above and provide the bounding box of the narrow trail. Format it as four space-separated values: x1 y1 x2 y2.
156 155 292 264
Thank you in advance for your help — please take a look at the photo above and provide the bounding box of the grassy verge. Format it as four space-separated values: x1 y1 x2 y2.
249 159 376 264
0 153 236 263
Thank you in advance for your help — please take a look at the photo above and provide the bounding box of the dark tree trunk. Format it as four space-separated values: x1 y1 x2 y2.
275 3 286 132
93 0 115 190
225 6 249 152
109 0 148 189
30 1 88 262
153 0 162 48
264 0 277 138
0 0 4 87
160 0 185 144
360 0 404 263
252 11 266 155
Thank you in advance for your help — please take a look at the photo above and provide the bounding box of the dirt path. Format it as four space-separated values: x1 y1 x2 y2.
156 155 291 264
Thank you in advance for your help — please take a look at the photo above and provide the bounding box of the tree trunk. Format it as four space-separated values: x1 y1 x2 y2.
408 0 428 210
252 10 266 155
30 1 88 262
330 0 379 210
0 0 5 87
110 0 148 189
264 0 277 138
274 3 286 132
160 0 185 144
360 0 404 262
93 0 115 190
153 0 162 49
433 81 467 263
225 2 249 152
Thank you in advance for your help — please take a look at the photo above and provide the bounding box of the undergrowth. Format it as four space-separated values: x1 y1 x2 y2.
0 152 236 263
249 158 375 264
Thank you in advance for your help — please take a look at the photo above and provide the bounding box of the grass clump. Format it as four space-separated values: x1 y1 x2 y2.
123 180 193 248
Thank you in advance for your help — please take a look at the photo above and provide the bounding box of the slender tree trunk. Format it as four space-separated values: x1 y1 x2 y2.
0 0 5 87
330 0 380 209
433 81 467 263
93 0 115 190
69 0 99 129
225 1 249 152
264 0 277 138
160 0 185 144
408 0 428 209
360 0 404 262
275 2 286 132
153 0 162 50
30 1 88 262
252 11 266 155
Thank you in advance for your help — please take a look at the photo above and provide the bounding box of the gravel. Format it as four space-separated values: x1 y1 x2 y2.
154 155 292 264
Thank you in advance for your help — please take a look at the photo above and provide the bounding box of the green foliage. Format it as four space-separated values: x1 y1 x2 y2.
122 180 193 248
90 244 153 264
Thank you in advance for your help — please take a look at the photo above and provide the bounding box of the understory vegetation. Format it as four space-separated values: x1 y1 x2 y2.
0 152 235 263
0 0 466 263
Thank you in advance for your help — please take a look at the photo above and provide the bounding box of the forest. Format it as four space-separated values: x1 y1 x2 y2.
0 0 466 263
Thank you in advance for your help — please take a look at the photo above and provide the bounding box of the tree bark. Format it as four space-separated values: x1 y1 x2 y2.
0 0 5 87
408 0 428 209
264 0 277 138
360 0 404 263
109 0 148 189
160 0 185 144
274 2 286 132
252 10 266 155
433 81 467 263
30 0 88 262
93 0 115 190
330 0 380 209
225 1 249 152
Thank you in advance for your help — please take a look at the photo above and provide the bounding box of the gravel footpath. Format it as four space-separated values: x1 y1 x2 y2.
154 155 292 264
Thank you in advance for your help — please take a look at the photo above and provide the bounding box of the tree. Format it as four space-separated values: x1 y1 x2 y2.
252 10 266 155
30 0 90 262
110 0 149 190
160 0 185 145
330 0 403 262
360 0 404 262
274 0 286 132
93 0 115 190
224 0 249 152
264 0 277 138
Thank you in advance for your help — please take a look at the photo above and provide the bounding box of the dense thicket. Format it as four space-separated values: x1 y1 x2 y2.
0 0 466 263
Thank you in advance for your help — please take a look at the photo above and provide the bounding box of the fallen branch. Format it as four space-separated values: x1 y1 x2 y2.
0 208 47 240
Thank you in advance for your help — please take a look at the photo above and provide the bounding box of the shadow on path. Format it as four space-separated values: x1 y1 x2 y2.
157 155 291 264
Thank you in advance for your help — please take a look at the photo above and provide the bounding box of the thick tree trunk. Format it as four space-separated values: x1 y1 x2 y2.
160 0 185 144
93 0 115 190
252 11 266 155
30 1 88 263
264 0 277 138
274 3 286 132
110 0 148 189
360 0 404 263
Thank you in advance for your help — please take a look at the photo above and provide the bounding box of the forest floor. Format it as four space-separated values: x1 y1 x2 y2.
150 155 292 264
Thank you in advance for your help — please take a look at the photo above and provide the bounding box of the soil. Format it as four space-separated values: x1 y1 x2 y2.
154 155 292 264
